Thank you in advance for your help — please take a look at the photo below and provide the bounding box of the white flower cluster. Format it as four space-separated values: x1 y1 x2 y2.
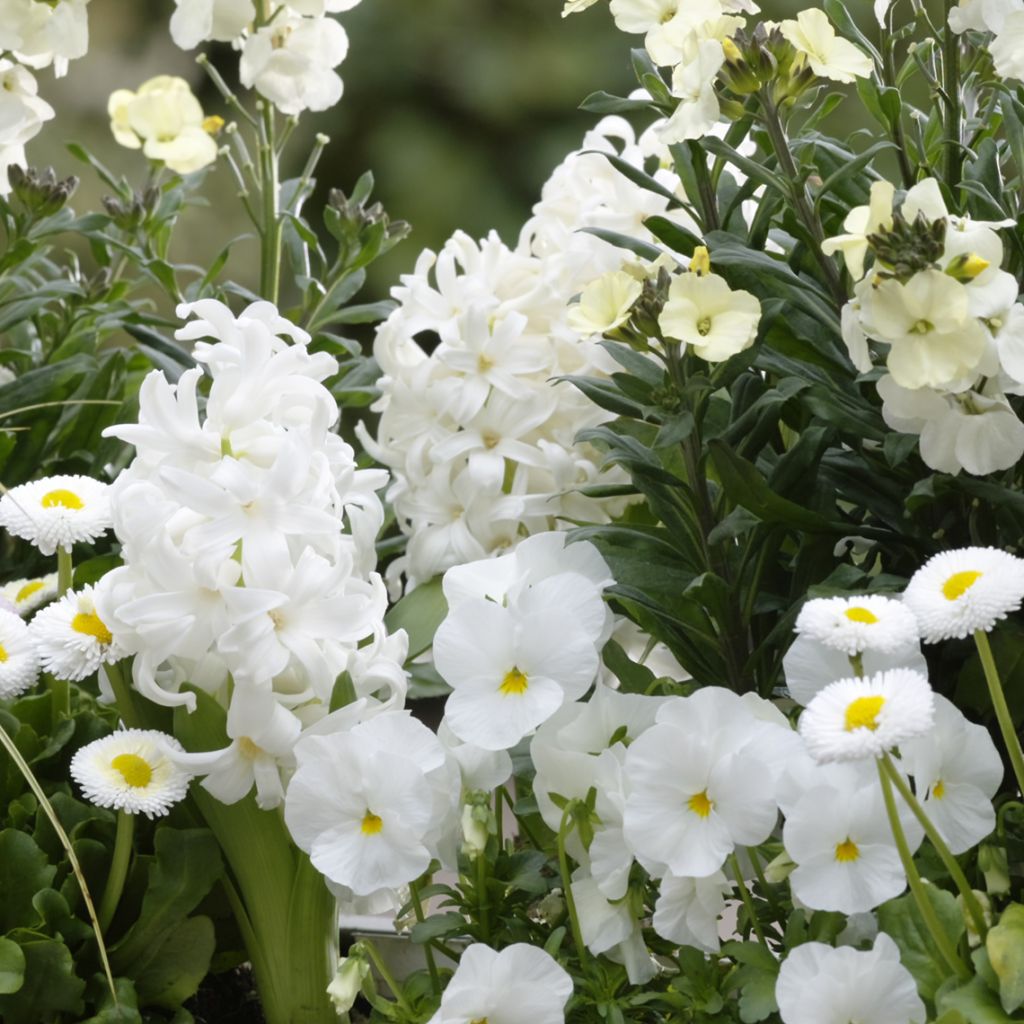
363 116 696 589
949 0 1024 82
826 177 1024 475
170 0 360 115
92 298 402 811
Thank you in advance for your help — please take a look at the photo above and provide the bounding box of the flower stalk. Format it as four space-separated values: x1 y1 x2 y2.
973 629 1024 797
98 809 134 931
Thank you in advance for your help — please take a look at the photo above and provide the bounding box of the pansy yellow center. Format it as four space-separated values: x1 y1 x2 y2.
41 488 83 510
500 667 529 696
844 606 878 625
834 837 860 863
844 695 885 732
15 580 44 603
0 644 8 663
932 779 945 800
238 737 264 760
942 570 982 601
71 611 112 645
361 811 383 835
111 753 153 789
687 790 713 818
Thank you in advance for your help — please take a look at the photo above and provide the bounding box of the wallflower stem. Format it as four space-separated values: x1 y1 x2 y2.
942 1 962 190
877 759 970 980
360 939 414 1014
880 753 987 940
557 807 590 970
729 853 770 952
974 630 1024 797
98 810 134 932
408 876 442 998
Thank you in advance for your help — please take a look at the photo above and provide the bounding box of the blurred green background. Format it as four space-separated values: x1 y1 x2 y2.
28 0 802 301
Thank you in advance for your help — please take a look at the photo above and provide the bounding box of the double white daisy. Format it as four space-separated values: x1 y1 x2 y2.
0 609 40 698
795 595 919 656
30 585 127 681
0 476 111 555
1 572 58 617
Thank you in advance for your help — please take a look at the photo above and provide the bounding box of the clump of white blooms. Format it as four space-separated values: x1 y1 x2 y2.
93 299 402 810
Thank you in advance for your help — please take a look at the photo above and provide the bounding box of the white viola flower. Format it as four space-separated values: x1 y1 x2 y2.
878 375 1024 477
30 586 126 682
799 669 934 763
70 729 191 818
0 609 40 698
0 60 55 193
434 576 604 751
821 181 895 281
780 8 873 83
992 10 1024 81
903 546 1024 641
108 76 219 175
0 475 111 555
864 271 987 390
567 270 643 335
657 38 725 143
427 944 572 1024
240 14 349 116
1 573 58 617
286 712 459 896
776 934 926 1024
902 694 1003 854
659 269 761 361
652 871 732 951
437 720 512 793
169 0 254 49
795 595 919 657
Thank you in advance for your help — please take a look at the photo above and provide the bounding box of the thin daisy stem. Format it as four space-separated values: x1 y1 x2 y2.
974 630 1024 798
880 753 988 941
98 810 134 931
877 760 970 980
729 853 770 953
408 876 442 998
56 547 73 597
0 722 119 1005
358 940 413 1014
557 806 590 970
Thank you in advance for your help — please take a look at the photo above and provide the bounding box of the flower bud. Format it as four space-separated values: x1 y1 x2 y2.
327 953 369 1014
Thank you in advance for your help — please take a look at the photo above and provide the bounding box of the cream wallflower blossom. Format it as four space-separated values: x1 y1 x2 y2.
169 0 254 49
0 609 40 698
659 267 761 361
563 0 601 12
657 38 725 143
780 9 873 83
821 180 895 280
0 60 55 193
902 546 1024 641
1 573 58 617
795 595 919 657
567 270 643 335
0 475 111 555
799 669 934 763
70 729 191 818
29 585 126 681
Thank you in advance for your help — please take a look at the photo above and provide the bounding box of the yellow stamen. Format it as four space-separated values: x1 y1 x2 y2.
71 611 113 645
202 114 225 136
0 644 7 663
360 812 383 835
844 606 878 625
942 570 982 601
499 667 529 696
111 753 153 789
834 837 860 863
687 790 713 818
15 580 44 603
722 37 742 62
41 489 83 510
932 779 945 800
844 695 885 732
689 246 711 277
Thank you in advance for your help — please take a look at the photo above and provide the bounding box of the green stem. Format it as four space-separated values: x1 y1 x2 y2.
877 760 970 980
557 807 590 969
56 547 73 597
974 630 1024 798
360 940 413 1014
98 811 134 932
729 853 770 952
105 660 142 729
745 846 780 919
942 2 962 191
474 849 491 944
258 100 282 304
408 877 441 998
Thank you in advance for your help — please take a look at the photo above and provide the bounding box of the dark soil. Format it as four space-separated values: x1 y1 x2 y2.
185 966 266 1023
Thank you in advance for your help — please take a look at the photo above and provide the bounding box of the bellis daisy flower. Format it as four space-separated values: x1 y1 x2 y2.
795 595 919 657
29 585 126 681
1 573 58 617
799 668 934 763
902 546 1024 641
70 729 191 818
0 609 40 698
0 475 111 555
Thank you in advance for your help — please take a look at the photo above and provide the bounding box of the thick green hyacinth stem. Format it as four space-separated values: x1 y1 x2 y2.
877 760 970 980
99 810 134 932
880 754 987 941
974 630 1024 798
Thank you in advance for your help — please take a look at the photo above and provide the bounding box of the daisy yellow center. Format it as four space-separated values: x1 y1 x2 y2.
932 779 945 800
834 837 860 863
110 753 153 789
71 611 112 645
15 580 44 603
41 488 83 510
687 790 713 818
844 695 885 732
942 570 982 601
361 811 383 835
844 606 878 625
500 667 529 696
0 644 7 663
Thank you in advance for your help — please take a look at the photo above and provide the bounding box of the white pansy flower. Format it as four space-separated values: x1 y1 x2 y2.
902 695 1003 854
426 944 573 1024
776 934 926 1024
0 475 111 556
652 871 732 950
0 609 39 698
30 586 126 682
795 595 919 657
567 270 643 335
1 573 58 617
70 729 191 818
169 0 254 49
903 546 1024 641
821 180 895 281
659 269 761 361
799 669 934 763
780 8 873 83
